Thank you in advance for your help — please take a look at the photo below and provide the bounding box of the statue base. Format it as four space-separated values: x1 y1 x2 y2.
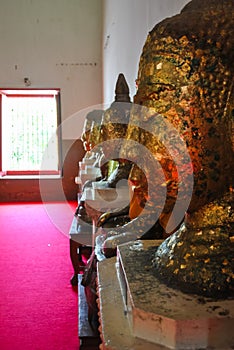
113 240 234 349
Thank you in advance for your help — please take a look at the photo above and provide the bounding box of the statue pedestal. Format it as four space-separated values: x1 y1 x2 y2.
97 240 234 349
79 167 102 185
84 186 130 249
84 185 130 219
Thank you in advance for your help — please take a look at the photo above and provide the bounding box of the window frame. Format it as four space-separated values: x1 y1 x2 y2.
0 88 62 177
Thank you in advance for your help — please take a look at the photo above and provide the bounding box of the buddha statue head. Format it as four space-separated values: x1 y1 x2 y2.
81 109 103 152
100 73 131 161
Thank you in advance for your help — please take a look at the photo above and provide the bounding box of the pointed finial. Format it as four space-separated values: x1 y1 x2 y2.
114 73 131 102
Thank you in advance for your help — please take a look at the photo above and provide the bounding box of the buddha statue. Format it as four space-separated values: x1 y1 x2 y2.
81 74 133 321
94 72 132 188
91 73 134 229
83 74 134 229
101 0 234 298
75 109 104 230
76 74 133 232
81 109 103 160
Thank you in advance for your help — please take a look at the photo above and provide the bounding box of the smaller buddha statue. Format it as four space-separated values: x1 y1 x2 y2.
94 73 132 187
76 74 133 233
75 109 104 231
86 73 134 229
90 73 134 230
81 110 103 160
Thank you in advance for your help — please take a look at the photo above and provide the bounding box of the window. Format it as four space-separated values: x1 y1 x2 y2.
0 89 62 176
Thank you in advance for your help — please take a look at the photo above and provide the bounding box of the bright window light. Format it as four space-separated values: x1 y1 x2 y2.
1 89 61 174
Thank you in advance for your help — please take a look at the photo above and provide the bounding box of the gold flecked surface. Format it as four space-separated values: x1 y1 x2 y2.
153 193 234 297
130 0 234 213
124 0 234 297
81 109 103 151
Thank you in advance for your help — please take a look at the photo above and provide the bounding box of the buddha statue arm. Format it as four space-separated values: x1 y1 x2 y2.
97 204 130 227
99 212 164 257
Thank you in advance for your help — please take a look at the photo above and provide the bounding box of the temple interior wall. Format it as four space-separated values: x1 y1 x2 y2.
102 0 190 103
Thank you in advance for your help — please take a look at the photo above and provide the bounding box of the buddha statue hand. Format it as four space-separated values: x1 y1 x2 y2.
101 230 122 257
96 204 130 228
95 228 118 259
101 230 143 258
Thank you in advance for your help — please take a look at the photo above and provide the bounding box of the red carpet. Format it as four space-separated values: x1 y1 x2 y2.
0 201 79 350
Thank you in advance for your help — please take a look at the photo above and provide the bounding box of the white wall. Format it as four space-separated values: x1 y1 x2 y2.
0 0 103 139
102 0 190 104
0 1 192 139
